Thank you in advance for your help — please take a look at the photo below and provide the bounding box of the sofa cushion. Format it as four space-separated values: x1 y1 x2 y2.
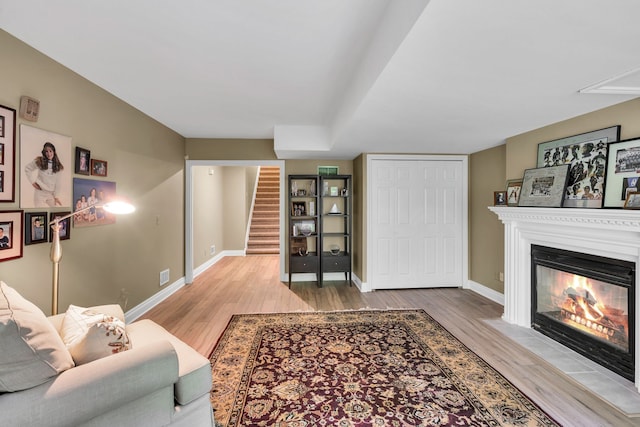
0 281 74 392
61 305 131 365
126 319 212 405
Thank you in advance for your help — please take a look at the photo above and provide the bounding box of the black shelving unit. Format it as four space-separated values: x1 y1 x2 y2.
287 175 320 287
319 175 352 286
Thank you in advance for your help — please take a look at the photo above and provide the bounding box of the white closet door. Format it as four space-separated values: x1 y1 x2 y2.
370 158 464 289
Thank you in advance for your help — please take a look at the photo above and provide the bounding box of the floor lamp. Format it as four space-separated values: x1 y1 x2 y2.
50 200 135 315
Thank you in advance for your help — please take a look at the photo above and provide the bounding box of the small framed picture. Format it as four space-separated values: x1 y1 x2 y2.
506 179 523 206
291 201 306 216
0 210 23 262
518 165 570 208
494 191 507 206
91 159 108 177
49 212 71 241
25 212 48 245
624 192 640 209
75 147 91 175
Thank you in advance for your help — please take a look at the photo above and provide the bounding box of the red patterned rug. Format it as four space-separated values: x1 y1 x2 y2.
209 310 559 426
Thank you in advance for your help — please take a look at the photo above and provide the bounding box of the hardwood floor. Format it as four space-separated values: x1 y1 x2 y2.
142 255 640 426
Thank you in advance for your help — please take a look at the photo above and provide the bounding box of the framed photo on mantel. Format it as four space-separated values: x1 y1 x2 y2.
536 125 619 208
518 165 570 208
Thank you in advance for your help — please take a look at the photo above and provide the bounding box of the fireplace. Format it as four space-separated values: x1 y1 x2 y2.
531 245 634 380
489 206 640 392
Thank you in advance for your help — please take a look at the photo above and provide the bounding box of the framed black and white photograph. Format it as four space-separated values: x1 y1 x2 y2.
75 147 90 175
20 124 72 209
506 179 522 206
49 212 71 241
0 104 16 202
537 126 619 208
604 137 640 208
0 210 23 262
518 165 570 208
25 212 47 245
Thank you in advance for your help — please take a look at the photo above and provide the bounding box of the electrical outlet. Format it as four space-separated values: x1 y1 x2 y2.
499 272 504 282
160 269 170 286
210 245 216 255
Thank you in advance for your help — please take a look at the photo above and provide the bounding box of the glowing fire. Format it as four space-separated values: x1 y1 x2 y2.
561 275 605 322
554 272 628 350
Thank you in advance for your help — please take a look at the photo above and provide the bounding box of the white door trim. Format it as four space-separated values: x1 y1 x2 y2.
366 154 469 291
185 159 286 285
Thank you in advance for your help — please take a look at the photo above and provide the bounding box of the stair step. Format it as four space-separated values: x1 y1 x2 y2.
246 248 280 255
247 240 280 248
249 233 279 240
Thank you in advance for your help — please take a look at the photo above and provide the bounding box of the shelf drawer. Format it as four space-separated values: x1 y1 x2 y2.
290 256 319 273
322 255 350 272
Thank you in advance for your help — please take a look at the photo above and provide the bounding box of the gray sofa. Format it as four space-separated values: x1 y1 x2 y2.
0 282 214 427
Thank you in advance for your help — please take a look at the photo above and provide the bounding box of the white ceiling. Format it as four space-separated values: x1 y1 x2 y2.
1 0 639 159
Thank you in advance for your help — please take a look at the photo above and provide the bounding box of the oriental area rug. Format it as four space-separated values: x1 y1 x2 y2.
209 310 559 427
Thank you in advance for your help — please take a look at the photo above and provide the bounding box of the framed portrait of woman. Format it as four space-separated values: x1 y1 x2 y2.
20 125 72 209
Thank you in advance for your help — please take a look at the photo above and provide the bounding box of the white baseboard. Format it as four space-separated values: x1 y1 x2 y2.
125 277 186 323
125 250 240 323
465 280 504 306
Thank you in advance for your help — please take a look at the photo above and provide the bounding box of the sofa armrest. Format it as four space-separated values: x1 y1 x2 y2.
0 340 179 427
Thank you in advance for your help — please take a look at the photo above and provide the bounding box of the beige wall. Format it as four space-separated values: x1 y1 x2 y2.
193 165 224 267
186 138 277 160
506 97 640 179
0 30 186 314
469 97 640 295
469 145 506 292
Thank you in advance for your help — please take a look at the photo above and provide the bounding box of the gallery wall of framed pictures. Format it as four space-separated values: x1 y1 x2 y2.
0 101 115 262
496 124 640 210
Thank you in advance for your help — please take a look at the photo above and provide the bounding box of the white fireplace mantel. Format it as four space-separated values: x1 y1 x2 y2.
489 206 640 390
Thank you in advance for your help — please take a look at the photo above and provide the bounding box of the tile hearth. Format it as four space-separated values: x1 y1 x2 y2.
486 318 640 416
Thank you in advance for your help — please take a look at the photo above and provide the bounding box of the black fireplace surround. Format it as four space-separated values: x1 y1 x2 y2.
531 245 635 381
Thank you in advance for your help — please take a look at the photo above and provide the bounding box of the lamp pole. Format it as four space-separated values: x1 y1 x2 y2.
48 200 135 315
50 221 63 315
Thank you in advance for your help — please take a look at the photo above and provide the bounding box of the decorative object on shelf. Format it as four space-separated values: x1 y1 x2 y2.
322 181 329 196
90 159 108 177
518 165 570 208
291 181 298 196
0 104 16 203
49 199 135 315
24 212 47 245
309 201 315 216
20 124 72 209
291 201 306 216
330 245 340 255
330 186 338 196
493 191 507 206
341 187 348 196
537 126 619 208
329 203 340 214
309 182 316 196
74 147 91 175
623 191 640 209
0 210 23 262
604 137 640 208
19 96 40 122
506 179 523 206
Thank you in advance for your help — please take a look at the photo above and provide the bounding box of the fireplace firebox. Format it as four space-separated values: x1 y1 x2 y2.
531 245 635 381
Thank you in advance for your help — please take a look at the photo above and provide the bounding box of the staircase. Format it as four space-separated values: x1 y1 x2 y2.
246 166 280 255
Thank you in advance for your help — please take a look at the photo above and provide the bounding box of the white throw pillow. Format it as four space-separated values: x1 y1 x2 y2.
0 281 74 392
61 305 131 365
